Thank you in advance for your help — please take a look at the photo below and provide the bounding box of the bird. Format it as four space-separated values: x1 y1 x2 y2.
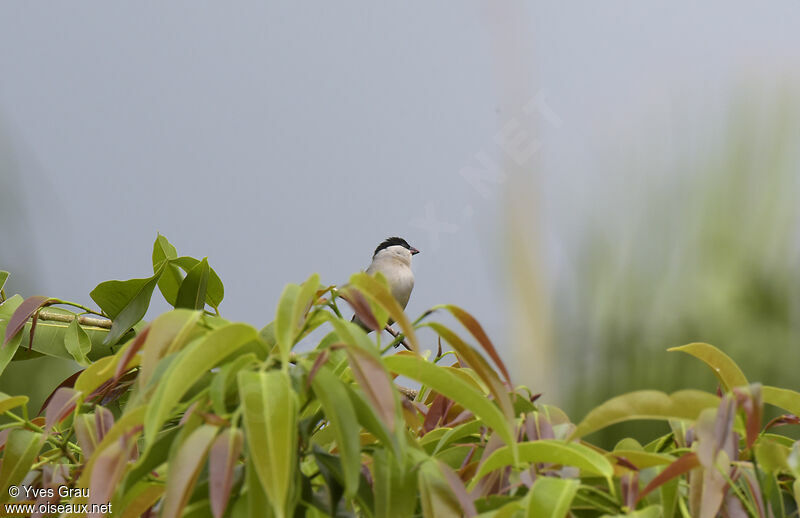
351 237 419 332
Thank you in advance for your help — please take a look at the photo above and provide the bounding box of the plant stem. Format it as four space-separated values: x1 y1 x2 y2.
37 309 112 329
52 299 105 317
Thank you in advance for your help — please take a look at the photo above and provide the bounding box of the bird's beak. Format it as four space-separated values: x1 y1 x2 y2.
410 247 420 255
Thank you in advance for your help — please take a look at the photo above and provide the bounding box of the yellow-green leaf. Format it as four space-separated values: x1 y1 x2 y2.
65 317 92 366
425 322 514 422
384 354 516 462
238 370 298 518
311 366 361 498
525 477 578 518
0 393 28 415
0 429 42 504
609 449 675 469
145 323 257 443
762 385 800 416
571 390 720 439
470 440 613 491
118 481 164 518
668 343 748 391
138 309 203 390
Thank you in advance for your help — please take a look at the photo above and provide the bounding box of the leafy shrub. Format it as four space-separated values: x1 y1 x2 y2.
1 236 799 517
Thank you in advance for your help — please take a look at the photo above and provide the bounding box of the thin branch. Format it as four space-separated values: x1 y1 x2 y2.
383 325 411 350
37 309 112 329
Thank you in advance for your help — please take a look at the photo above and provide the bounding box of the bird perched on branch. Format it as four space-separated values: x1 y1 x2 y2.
352 237 419 331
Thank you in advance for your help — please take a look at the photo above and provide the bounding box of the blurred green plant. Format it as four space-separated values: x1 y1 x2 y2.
548 96 800 448
1 235 800 517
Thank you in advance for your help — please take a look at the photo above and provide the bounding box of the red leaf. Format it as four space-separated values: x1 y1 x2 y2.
209 428 243 518
345 347 396 432
44 387 82 431
179 401 201 426
95 406 114 442
423 394 452 434
444 410 474 428
341 288 381 332
438 460 477 517
38 370 84 416
621 471 639 509
4 295 54 346
442 305 512 387
733 385 762 449
89 433 137 517
636 452 699 504
114 325 151 380
161 425 218 518
0 429 10 452
305 349 330 389
764 414 800 430
614 456 640 472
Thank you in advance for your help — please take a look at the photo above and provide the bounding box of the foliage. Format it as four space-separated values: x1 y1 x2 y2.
1 235 800 517
551 99 800 448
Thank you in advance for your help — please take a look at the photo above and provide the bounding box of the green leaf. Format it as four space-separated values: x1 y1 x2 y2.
91 267 164 345
74 408 114 460
77 405 146 489
344 345 398 434
372 449 417 518
433 420 482 455
144 323 258 443
137 309 203 390
123 426 179 491
754 437 791 474
172 256 225 310
0 429 42 504
603 505 662 518
609 449 675 469
668 342 748 391
0 271 8 293
0 393 28 415
161 425 219 518
470 440 613 491
525 477 579 518
242 456 273 518
153 234 183 305
383 354 517 462
311 367 361 498
238 370 298 518
274 274 320 367
116 481 164 518
65 317 92 365
571 389 720 439
175 257 210 310
210 353 258 415
417 459 464 518
344 385 401 460
0 295 24 375
424 322 514 422
762 385 800 416
0 300 120 362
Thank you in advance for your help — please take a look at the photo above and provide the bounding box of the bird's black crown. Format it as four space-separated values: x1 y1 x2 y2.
374 237 413 257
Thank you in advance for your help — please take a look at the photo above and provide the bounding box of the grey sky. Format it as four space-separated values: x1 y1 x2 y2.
2 3 800 379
